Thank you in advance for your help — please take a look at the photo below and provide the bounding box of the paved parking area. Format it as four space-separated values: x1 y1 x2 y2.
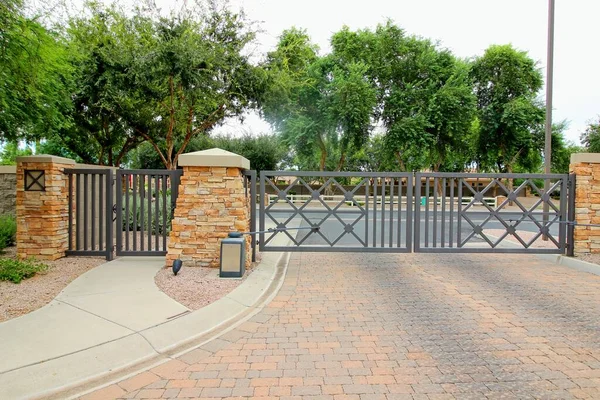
83 253 600 399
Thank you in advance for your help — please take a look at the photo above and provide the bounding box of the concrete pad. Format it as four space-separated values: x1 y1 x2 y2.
57 257 167 297
56 257 188 331
0 334 156 400
59 290 190 332
0 300 133 374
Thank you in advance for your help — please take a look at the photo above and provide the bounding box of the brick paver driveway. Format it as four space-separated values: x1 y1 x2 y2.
84 253 600 399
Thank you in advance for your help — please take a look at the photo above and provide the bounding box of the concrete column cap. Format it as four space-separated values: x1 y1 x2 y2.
0 166 16 173
16 155 76 165
178 148 250 169
570 153 600 164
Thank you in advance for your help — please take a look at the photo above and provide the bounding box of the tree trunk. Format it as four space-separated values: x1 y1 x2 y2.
335 152 346 172
433 163 444 197
507 165 514 206
317 134 327 172
395 151 406 172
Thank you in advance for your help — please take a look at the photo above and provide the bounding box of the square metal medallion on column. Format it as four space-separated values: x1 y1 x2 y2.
25 170 45 191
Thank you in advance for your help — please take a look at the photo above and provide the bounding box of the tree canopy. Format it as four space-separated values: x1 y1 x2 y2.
0 1 585 173
59 1 265 168
0 0 73 142
470 44 545 174
261 28 376 171
131 133 284 173
580 117 600 153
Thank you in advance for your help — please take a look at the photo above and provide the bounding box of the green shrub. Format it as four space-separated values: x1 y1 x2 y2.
0 215 16 251
121 194 172 235
0 258 48 283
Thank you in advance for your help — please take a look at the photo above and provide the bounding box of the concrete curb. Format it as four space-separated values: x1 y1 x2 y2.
484 232 600 276
3 250 290 400
537 254 600 276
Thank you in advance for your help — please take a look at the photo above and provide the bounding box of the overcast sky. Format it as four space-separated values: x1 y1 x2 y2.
147 0 600 144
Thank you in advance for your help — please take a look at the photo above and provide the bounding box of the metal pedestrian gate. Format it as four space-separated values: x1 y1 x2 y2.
65 168 114 260
65 168 182 260
115 169 182 256
257 171 575 255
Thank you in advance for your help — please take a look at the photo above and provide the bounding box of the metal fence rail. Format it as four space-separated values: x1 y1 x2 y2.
259 171 413 253
65 168 114 260
414 172 571 254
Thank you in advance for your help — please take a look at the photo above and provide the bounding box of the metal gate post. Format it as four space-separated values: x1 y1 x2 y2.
248 171 257 262
567 173 576 257
115 170 123 256
259 171 266 252
106 169 114 261
170 170 182 219
413 173 421 253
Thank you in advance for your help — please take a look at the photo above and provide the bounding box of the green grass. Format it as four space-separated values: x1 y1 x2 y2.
0 258 48 284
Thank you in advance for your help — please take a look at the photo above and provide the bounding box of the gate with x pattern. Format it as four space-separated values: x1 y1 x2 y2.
258 171 574 255
259 171 414 253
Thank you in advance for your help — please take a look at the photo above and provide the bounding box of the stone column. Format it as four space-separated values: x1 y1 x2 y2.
16 155 75 260
166 148 251 268
0 166 17 216
570 153 600 255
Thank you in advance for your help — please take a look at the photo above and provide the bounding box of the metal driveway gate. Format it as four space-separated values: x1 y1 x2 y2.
259 171 413 253
115 169 182 256
257 171 574 255
414 173 573 254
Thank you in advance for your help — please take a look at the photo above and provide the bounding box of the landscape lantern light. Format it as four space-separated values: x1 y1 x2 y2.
220 232 246 278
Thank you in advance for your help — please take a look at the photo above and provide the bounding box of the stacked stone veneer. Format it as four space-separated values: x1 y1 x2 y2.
570 153 600 255
166 149 251 268
16 156 75 260
0 166 16 216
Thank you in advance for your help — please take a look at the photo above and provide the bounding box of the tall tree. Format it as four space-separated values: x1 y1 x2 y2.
262 28 376 171
330 22 476 172
0 0 73 141
551 121 583 174
580 117 600 153
64 1 264 168
470 44 545 175
62 3 141 165
0 141 33 165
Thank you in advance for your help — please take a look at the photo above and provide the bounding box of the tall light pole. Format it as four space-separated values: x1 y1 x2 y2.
545 0 555 174
543 0 555 239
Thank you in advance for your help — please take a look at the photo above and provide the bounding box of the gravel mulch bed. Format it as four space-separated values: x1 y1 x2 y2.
0 247 105 323
155 262 256 311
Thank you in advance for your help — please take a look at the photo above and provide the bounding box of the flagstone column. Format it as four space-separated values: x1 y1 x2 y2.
15 155 76 260
570 153 600 255
166 148 251 267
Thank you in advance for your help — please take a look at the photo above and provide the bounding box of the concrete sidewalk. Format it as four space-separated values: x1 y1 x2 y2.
0 251 286 400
